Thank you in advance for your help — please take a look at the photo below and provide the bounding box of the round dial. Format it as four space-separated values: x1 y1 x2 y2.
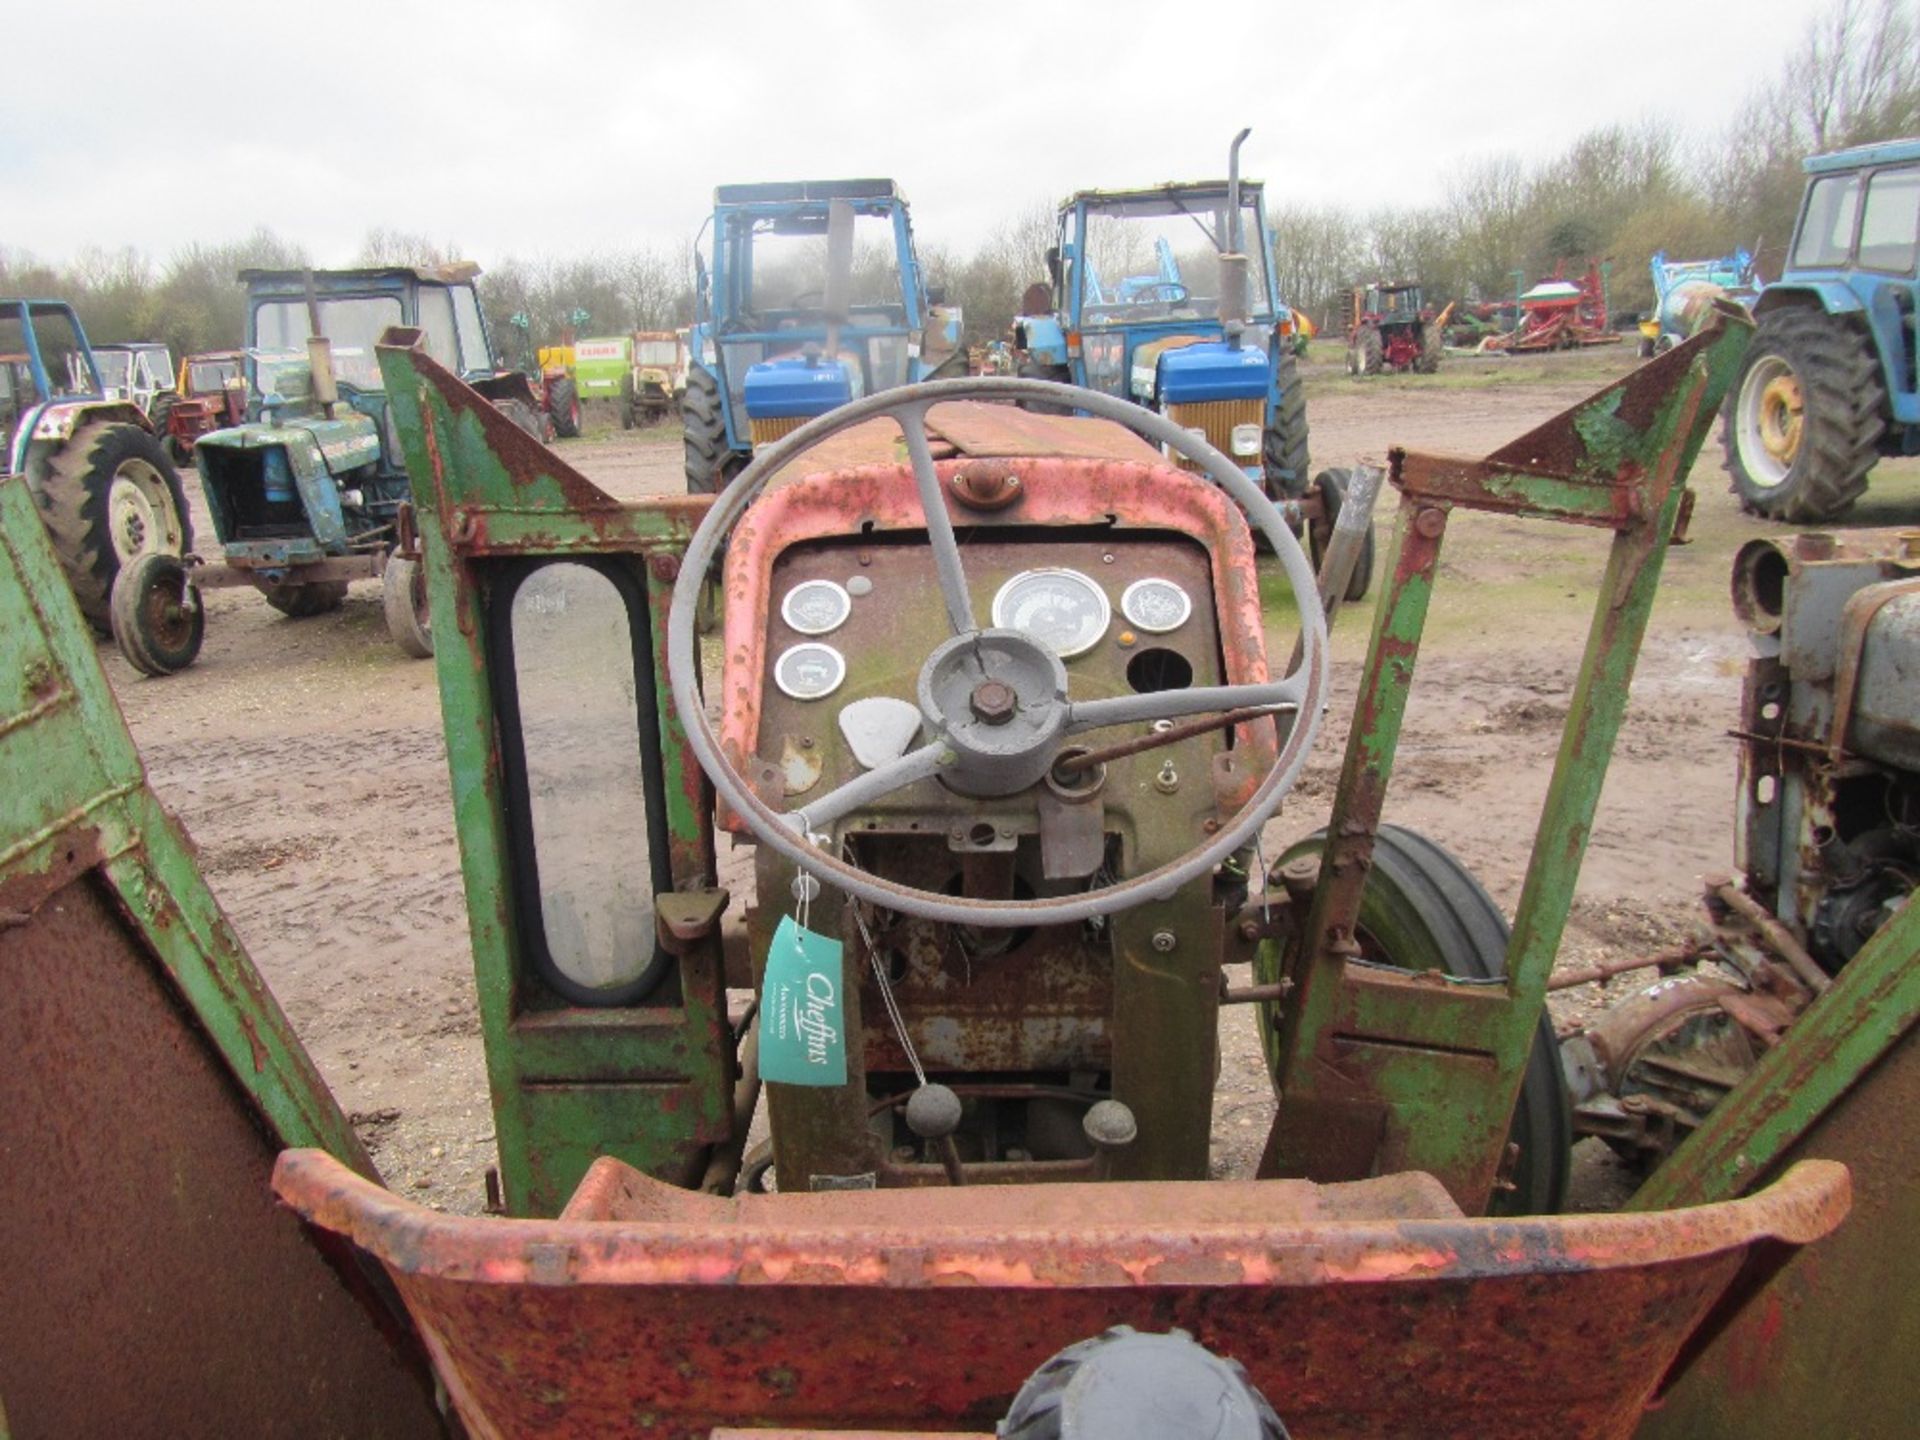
991 568 1111 658
1120 577 1192 634
781 578 853 635
773 642 847 700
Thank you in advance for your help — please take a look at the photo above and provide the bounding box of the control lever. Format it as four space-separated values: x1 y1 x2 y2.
905 1083 967 1186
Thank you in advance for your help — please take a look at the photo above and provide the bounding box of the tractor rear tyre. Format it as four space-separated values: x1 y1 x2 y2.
1016 360 1075 415
548 376 582 439
1414 323 1443 375
36 420 193 633
1259 344 1311 500
1350 326 1384 377
682 366 744 495
1254 824 1572 1216
147 392 178 449
260 579 349 618
1721 306 1884 523
110 552 204 677
382 556 434 658
492 397 546 443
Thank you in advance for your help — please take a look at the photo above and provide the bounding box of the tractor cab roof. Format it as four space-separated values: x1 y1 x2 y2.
713 179 904 211
237 263 483 294
1064 180 1265 217
1804 137 1920 173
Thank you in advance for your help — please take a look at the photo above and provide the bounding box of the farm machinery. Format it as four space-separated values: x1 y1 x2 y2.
683 178 964 493
1013 131 1371 600
1482 260 1622 353
4 299 1915 1435
1638 249 1762 358
158 348 247 461
575 330 689 428
105 264 548 675
1722 137 1920 523
1344 281 1450 375
1 298 191 631
91 339 178 418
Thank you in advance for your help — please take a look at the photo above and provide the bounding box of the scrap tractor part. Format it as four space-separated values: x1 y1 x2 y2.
1720 137 1919 523
1 299 192 631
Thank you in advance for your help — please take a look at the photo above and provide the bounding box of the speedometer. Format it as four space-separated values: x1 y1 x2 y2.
990 568 1110 658
782 579 852 635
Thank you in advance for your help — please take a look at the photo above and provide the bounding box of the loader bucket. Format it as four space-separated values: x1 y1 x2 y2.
273 1147 1846 1439
0 471 445 1435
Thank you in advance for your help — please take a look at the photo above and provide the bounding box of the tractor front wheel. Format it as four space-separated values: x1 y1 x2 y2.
682 366 744 495
1721 306 1885 522
1259 343 1311 500
110 551 204 677
1253 824 1572 1215
382 556 434 658
36 421 193 633
1306 468 1376 603
547 376 582 439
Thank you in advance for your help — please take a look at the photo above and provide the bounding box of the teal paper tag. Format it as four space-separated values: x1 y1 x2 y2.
759 915 847 1086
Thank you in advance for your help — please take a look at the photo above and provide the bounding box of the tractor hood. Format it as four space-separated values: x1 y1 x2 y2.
742 355 857 420
197 411 382 480
1134 338 1269 404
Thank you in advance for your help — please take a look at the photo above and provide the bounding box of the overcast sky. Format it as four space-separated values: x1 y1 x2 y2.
3 0 1830 271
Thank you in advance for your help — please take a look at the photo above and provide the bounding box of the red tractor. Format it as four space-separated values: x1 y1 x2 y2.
1346 281 1449 376
156 349 247 462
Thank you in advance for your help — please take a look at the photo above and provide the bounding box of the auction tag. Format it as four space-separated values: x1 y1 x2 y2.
759 916 847 1086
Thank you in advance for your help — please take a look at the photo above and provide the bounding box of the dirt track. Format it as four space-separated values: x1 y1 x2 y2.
104 349 1920 1210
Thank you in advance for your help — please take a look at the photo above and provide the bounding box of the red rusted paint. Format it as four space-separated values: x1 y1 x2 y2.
274 1148 1847 1439
718 456 1278 832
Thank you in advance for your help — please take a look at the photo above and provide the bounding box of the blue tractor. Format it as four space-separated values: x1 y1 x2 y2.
1723 138 1919 521
1010 131 1368 597
682 179 964 494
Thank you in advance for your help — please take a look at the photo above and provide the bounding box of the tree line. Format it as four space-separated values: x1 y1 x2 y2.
4 0 1913 366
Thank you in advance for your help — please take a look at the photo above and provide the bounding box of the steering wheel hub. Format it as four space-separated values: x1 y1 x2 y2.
920 629 1070 796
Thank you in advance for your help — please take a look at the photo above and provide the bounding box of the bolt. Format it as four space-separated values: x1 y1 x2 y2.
647 552 681 582
1202 818 1220 834
1155 761 1179 793
1151 930 1176 953
1416 506 1447 539
970 678 1018 725
798 736 815 749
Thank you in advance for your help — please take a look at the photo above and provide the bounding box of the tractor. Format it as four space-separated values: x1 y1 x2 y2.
1012 130 1371 600
1638 248 1762 359
91 339 178 419
105 264 549 676
0 298 191 631
1722 137 1920 522
159 348 247 461
628 328 687 426
1345 281 1448 376
682 178 964 494
4 302 1915 1435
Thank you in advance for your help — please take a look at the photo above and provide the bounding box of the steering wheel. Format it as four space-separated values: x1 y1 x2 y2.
666 377 1328 927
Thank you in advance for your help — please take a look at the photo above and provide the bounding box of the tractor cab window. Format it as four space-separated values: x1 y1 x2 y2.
507 562 666 1003
188 358 239 393
635 338 679 367
252 296 403 391
451 285 493 374
1080 196 1271 327
93 349 132 396
1858 166 1920 274
416 286 464 376
740 211 906 321
1793 174 1861 268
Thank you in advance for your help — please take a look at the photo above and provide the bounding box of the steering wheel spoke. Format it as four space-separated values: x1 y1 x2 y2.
896 402 976 635
786 739 950 834
1065 677 1306 735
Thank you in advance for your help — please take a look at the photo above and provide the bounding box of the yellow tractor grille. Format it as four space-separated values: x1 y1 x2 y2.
748 415 809 446
1163 399 1263 470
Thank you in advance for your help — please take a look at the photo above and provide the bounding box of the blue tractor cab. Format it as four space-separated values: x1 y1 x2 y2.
1012 132 1366 596
682 179 963 493
1722 137 1919 521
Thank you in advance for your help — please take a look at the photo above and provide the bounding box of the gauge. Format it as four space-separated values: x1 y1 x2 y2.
1120 577 1192 634
991 568 1111 658
781 578 853 635
773 642 847 701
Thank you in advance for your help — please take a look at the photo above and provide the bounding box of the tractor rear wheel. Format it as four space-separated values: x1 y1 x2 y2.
36 420 193 633
1259 344 1311 500
682 366 744 495
110 551 204 677
260 579 348 618
1414 323 1443 374
547 376 581 439
147 392 177 449
1721 306 1884 522
1306 468 1376 603
1351 326 1384 377
1254 824 1572 1215
1015 360 1075 415
382 556 434 658
491 397 546 443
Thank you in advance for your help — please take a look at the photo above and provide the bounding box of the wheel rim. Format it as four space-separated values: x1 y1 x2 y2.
139 564 199 654
1736 355 1802 489
107 459 184 563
